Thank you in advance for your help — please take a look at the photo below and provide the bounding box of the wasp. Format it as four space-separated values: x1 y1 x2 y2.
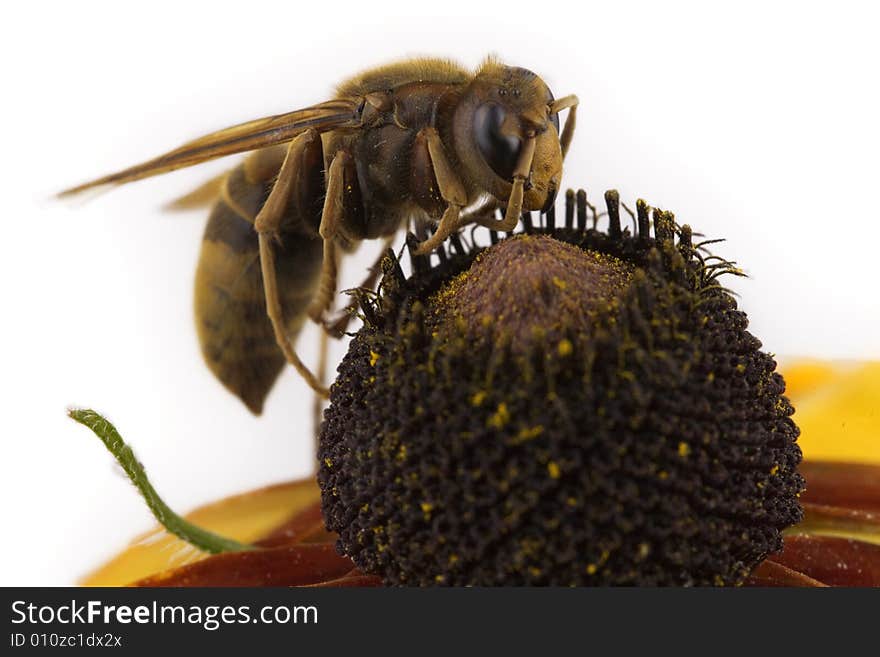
60 57 578 415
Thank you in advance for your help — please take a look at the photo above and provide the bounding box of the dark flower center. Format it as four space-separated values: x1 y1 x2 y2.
319 190 805 586
430 234 633 354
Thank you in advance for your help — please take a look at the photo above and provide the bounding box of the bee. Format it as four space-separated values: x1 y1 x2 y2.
60 57 578 415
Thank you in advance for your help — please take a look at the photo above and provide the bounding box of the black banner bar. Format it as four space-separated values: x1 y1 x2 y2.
1 587 870 653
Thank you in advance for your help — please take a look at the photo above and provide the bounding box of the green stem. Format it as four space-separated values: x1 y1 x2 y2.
68 408 254 554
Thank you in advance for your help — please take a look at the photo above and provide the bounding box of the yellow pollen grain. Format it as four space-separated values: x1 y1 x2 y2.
586 564 598 575
557 339 573 357
323 458 333 468
547 461 561 479
770 464 780 476
448 554 459 565
435 575 445 583
512 425 544 444
369 350 380 366
658 470 669 480
707 372 715 382
487 402 510 429
420 502 434 514
551 276 567 290
471 390 488 407
678 442 690 458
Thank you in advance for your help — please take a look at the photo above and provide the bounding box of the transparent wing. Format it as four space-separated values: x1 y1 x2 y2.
59 98 362 197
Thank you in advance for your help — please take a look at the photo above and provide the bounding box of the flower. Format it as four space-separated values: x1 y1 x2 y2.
78 190 880 587
320 192 805 586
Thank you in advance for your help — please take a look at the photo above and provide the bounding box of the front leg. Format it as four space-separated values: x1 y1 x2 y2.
460 200 503 229
497 135 537 231
550 94 579 159
410 127 469 255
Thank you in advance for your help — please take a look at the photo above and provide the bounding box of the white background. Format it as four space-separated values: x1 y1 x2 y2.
2 1 878 585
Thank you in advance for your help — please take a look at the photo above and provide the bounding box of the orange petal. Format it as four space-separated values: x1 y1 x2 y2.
800 462 880 514
254 499 334 547
769 535 880 587
134 543 355 587
745 559 826 587
306 569 383 588
794 502 880 545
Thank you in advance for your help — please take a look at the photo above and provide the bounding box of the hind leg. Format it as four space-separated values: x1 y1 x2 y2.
254 130 329 397
312 328 330 441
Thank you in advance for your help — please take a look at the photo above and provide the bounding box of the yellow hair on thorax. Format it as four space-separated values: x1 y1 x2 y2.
336 57 472 97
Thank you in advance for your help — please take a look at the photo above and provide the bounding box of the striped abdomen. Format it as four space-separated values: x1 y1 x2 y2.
194 144 324 414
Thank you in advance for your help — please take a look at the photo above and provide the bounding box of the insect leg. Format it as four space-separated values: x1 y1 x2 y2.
410 128 468 255
461 200 503 229
309 203 381 435
254 130 329 398
550 94 579 159
306 152 350 323
308 240 339 323
323 234 395 338
414 208 462 255
495 136 537 231
312 328 329 441
257 234 328 397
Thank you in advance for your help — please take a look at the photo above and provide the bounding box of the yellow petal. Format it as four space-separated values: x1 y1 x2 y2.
784 361 880 465
81 479 319 586
780 359 840 399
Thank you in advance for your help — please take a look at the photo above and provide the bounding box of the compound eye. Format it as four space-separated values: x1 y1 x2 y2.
473 103 522 180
